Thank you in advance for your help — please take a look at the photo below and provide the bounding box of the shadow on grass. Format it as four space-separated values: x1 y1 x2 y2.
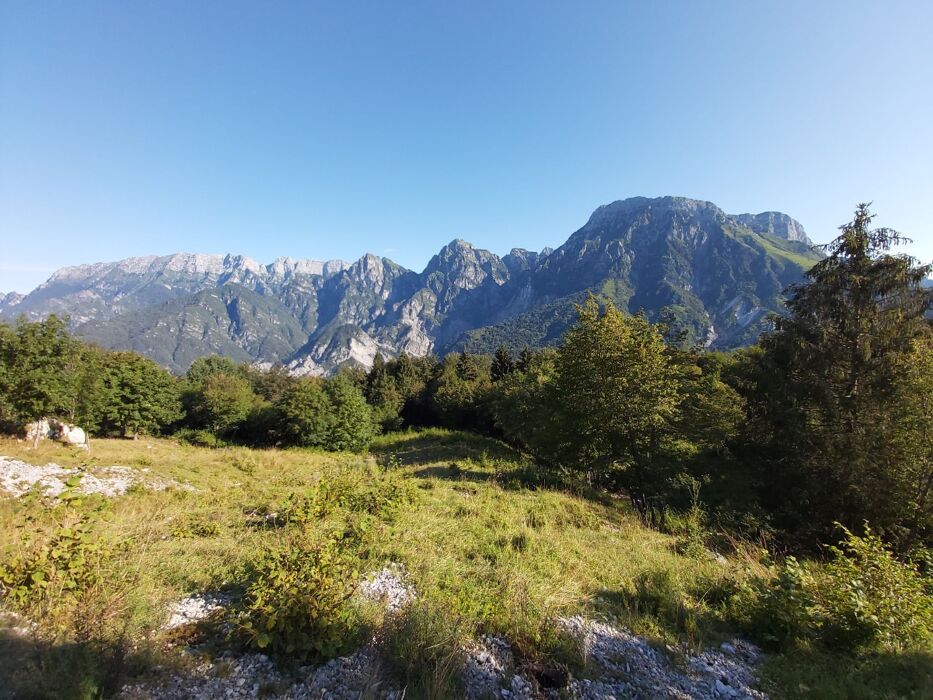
412 464 491 482
371 430 524 467
0 630 167 700
762 647 933 699
374 429 622 509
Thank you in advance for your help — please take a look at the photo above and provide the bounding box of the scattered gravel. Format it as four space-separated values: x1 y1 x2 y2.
121 650 400 700
358 563 415 613
0 457 194 499
122 641 402 698
164 593 230 630
462 634 534 700
558 616 767 699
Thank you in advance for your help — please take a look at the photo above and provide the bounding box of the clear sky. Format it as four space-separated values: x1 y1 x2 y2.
1 1 931 293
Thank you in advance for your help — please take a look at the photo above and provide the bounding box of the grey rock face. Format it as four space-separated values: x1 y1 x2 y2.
731 211 811 244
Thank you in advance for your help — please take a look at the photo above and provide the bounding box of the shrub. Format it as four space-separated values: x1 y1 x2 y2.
0 488 143 695
175 428 227 448
275 378 334 448
741 526 933 651
0 503 104 617
236 534 359 661
276 376 377 452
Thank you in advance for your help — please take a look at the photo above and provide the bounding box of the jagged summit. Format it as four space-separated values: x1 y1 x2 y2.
1 196 822 374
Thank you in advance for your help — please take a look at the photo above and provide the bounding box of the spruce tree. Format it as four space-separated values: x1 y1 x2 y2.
753 204 932 543
491 345 515 381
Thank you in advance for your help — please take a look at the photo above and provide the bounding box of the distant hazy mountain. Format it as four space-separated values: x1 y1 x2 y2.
0 196 822 374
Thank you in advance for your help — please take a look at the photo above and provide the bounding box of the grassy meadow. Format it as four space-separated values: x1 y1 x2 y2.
0 431 929 699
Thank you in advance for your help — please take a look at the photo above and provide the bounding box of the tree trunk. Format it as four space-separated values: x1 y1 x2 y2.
32 416 43 449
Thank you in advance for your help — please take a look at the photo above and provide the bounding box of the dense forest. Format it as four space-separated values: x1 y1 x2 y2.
2 206 932 673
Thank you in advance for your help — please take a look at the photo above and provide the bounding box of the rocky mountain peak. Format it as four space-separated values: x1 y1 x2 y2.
503 248 543 274
424 240 507 287
160 253 229 275
0 292 23 307
731 211 811 244
580 196 727 234
2 195 823 374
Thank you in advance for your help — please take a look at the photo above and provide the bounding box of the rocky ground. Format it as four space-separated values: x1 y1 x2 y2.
0 456 194 499
118 566 768 700
557 617 765 700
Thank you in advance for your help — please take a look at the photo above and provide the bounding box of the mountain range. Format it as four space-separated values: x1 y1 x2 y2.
0 196 823 375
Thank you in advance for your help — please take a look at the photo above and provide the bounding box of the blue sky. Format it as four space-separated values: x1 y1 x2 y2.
1 1 931 292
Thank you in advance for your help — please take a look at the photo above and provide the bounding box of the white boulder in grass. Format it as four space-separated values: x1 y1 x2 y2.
24 418 89 449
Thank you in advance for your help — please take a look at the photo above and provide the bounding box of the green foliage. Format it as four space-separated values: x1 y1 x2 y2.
550 296 681 516
99 351 182 437
429 353 494 432
239 363 296 403
325 375 378 452
365 360 404 431
0 479 140 689
275 375 376 452
185 355 238 384
276 377 334 447
0 315 82 425
0 504 104 614
236 533 359 661
279 466 416 527
741 526 933 652
189 372 256 435
491 344 515 381
175 427 229 447
747 204 933 544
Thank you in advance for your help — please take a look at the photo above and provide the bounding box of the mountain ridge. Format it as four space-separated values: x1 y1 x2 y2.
1 196 820 374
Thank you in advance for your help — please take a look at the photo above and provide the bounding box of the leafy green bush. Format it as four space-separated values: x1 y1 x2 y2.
0 505 104 615
741 526 933 651
175 428 227 448
236 534 359 661
0 486 143 696
325 375 378 452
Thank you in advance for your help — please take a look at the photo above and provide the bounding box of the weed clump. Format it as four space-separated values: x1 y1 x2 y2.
279 466 416 525
175 428 228 448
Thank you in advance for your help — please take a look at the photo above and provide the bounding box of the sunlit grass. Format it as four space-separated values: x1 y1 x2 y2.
0 431 928 699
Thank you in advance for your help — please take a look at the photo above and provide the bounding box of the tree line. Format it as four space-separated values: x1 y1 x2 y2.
1 204 930 550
